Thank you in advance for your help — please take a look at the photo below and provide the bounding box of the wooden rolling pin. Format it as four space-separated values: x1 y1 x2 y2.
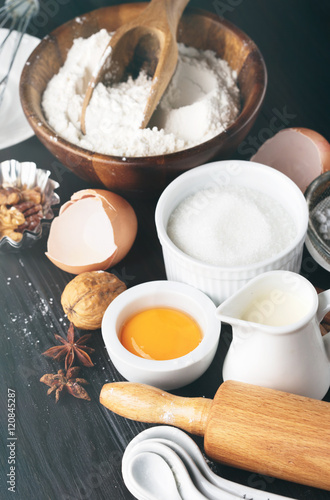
100 380 330 490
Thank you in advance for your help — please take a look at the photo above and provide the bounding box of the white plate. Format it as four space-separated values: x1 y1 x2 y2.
0 29 40 150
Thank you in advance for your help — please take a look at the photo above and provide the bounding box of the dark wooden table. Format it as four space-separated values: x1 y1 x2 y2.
1 1 330 499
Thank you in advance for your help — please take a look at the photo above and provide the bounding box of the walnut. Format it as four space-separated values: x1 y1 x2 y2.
0 186 21 205
21 186 43 205
0 205 25 241
0 185 45 241
61 271 127 330
14 201 43 233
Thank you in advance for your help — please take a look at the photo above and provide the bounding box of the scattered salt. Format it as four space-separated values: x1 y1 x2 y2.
167 185 297 267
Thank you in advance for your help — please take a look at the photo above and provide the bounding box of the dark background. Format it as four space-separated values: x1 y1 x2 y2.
1 1 330 499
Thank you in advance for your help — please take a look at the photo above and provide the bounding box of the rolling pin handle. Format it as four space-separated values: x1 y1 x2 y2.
100 382 212 436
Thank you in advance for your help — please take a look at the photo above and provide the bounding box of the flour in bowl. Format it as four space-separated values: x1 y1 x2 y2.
42 29 240 157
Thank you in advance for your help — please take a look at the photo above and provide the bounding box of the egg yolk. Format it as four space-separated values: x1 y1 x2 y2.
119 307 202 360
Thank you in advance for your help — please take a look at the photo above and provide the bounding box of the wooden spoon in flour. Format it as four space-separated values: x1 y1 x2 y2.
80 0 190 135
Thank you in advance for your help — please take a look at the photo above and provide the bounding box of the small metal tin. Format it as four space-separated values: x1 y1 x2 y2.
0 159 60 251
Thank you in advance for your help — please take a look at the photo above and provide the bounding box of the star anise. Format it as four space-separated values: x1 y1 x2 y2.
40 367 91 402
42 323 94 370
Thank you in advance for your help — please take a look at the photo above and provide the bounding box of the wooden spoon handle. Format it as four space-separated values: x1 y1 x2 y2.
100 382 212 436
148 0 190 33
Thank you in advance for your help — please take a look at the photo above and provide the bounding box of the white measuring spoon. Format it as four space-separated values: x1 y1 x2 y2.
124 426 296 500
125 451 182 500
141 437 250 500
123 441 211 500
123 439 240 500
140 436 294 500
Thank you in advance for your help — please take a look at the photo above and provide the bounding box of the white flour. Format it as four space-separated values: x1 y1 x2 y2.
42 29 240 157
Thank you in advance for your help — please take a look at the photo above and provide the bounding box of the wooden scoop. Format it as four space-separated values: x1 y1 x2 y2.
80 0 190 135
100 380 330 491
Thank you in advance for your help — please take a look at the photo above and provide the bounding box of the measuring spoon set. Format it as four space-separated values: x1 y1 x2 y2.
122 426 295 500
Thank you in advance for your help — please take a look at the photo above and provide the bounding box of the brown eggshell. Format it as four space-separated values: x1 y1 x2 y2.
251 128 330 192
46 189 137 274
45 254 118 275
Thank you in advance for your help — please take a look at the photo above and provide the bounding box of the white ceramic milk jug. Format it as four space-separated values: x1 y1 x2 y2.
216 270 330 400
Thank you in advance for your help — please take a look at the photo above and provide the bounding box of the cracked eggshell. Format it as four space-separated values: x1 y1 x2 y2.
46 189 137 274
251 128 330 192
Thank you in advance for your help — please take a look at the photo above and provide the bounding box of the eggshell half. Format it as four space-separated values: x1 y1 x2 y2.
46 189 137 274
251 128 330 192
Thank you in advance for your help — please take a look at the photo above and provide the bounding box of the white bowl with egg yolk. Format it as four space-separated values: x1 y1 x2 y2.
101 280 220 390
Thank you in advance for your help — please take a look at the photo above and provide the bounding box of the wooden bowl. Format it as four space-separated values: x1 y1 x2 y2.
20 3 267 197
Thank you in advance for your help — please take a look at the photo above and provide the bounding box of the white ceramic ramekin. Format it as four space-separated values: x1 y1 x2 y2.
155 160 309 305
101 280 220 390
